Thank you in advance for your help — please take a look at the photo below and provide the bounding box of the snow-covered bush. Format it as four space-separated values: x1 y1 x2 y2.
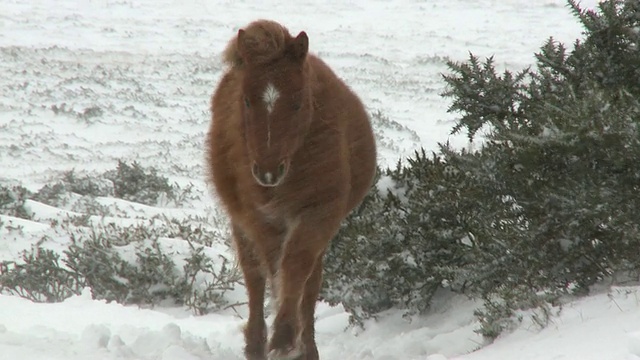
0 185 32 219
30 162 197 213
0 162 240 315
0 241 81 302
63 228 189 305
322 0 640 337
0 220 241 314
104 160 178 206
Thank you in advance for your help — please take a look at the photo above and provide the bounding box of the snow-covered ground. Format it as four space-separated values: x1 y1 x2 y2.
4 0 640 359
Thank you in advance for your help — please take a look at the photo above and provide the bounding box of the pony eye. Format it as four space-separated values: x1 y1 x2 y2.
292 102 302 111
243 96 250 109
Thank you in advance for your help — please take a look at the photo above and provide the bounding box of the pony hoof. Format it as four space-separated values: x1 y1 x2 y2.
267 346 303 360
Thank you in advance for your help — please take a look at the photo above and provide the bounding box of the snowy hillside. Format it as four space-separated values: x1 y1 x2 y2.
4 0 640 359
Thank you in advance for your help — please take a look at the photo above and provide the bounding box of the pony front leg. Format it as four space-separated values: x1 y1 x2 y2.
299 257 323 360
267 221 334 360
233 226 268 360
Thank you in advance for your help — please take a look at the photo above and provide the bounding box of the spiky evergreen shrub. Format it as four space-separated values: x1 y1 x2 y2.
323 0 640 336
442 0 640 296
322 154 500 323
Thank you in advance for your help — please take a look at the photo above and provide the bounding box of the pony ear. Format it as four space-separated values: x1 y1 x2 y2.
236 29 250 62
289 31 308 61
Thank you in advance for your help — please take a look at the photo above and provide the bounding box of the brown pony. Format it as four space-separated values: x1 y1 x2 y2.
206 20 376 360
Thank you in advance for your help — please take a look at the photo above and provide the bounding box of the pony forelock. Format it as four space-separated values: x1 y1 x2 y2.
222 19 291 67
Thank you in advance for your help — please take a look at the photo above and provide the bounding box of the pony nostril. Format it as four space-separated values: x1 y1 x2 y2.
277 162 286 177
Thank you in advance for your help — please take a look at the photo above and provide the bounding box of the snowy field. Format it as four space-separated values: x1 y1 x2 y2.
3 0 640 359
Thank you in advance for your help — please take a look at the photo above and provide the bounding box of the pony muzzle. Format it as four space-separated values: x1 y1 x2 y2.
251 160 288 187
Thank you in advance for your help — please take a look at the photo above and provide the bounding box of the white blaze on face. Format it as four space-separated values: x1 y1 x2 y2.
262 82 280 114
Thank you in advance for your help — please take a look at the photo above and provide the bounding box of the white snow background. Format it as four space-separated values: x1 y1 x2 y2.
3 0 640 359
